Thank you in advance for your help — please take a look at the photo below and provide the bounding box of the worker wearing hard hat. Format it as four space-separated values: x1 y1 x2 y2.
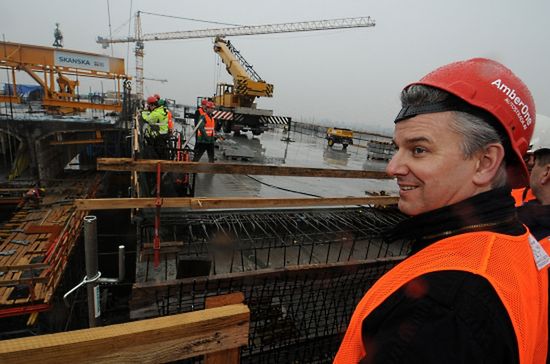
193 100 216 162
157 98 174 134
141 95 169 158
335 59 548 363
517 114 550 240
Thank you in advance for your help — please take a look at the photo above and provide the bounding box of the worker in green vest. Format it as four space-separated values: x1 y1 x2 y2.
141 95 169 159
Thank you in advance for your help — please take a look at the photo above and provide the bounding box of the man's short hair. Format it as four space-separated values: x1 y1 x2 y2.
535 149 550 166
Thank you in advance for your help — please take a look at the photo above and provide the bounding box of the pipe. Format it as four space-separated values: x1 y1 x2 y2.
83 215 99 327
118 245 125 282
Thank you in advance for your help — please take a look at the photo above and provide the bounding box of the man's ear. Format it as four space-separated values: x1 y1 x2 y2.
472 143 505 186
541 164 550 185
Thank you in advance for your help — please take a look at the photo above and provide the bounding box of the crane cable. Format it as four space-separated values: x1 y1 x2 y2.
138 11 241 27
126 0 133 74
106 0 114 56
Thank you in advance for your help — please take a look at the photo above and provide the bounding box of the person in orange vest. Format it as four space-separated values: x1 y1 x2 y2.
192 100 216 162
335 59 548 364
512 144 537 206
517 114 550 241
157 97 174 134
512 115 550 207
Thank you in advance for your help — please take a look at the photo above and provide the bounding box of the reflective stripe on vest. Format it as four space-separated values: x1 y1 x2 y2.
334 230 549 364
198 108 215 137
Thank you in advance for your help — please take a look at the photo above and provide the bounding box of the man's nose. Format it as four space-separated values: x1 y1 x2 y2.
386 150 406 177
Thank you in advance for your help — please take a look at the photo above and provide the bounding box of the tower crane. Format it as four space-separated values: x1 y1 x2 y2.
97 13 375 100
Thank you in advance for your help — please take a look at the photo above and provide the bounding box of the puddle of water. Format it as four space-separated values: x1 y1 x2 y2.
186 126 397 198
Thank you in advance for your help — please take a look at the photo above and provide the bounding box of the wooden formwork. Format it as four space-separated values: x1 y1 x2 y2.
0 178 100 318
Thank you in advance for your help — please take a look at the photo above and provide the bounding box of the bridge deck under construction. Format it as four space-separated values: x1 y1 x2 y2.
0 175 99 318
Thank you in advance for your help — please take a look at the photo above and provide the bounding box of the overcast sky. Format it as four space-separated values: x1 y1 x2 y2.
1 0 549 132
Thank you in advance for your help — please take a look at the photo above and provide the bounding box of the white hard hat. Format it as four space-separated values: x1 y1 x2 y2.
529 114 550 153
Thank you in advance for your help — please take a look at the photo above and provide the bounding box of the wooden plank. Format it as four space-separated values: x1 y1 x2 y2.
0 277 48 287
0 304 249 364
0 263 49 272
50 139 104 146
205 292 245 309
97 158 391 179
75 196 399 210
205 292 245 364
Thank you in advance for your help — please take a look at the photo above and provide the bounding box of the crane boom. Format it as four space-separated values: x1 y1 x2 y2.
96 15 375 100
97 17 375 46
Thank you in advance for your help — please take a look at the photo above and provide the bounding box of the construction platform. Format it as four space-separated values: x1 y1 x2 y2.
0 174 99 318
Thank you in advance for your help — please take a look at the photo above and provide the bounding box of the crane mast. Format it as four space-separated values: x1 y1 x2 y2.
97 16 375 100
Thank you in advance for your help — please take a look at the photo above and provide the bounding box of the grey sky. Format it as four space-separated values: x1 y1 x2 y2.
2 0 549 133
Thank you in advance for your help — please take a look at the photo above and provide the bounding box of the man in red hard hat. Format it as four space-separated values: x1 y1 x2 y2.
335 59 548 364
141 95 169 158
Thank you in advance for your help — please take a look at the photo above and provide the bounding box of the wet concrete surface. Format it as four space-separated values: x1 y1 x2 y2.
186 127 398 198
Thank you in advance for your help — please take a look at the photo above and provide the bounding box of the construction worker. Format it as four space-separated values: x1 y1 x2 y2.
23 187 45 207
512 114 550 207
141 95 169 159
193 100 216 163
335 59 548 364
155 96 175 134
517 114 550 240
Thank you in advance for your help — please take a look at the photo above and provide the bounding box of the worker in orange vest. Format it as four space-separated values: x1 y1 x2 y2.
335 59 548 364
517 114 550 241
512 118 550 207
157 97 174 134
193 100 216 162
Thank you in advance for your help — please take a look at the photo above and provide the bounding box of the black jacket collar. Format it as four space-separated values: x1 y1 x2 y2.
385 187 526 255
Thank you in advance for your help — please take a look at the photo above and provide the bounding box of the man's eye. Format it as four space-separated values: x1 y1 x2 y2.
413 147 426 155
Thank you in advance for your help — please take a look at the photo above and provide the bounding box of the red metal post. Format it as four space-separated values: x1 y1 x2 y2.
154 162 162 268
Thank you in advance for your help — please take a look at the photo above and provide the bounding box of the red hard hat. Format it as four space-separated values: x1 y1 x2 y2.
153 94 161 100
201 99 208 106
409 58 535 188
147 96 158 105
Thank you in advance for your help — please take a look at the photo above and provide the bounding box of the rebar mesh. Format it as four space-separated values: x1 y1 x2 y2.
131 258 402 363
139 206 408 277
134 205 407 362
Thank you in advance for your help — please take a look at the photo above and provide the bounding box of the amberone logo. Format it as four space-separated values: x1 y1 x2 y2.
491 79 533 130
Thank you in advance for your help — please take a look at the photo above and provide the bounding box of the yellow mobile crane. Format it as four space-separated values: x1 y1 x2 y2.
212 36 275 135
213 36 273 107
97 14 376 133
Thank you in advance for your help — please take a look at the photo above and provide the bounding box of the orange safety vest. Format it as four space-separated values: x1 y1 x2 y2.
334 230 549 364
198 108 215 137
167 109 174 132
512 187 537 207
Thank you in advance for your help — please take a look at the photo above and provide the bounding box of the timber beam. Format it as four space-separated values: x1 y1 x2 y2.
0 304 249 364
75 196 399 210
97 158 392 179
